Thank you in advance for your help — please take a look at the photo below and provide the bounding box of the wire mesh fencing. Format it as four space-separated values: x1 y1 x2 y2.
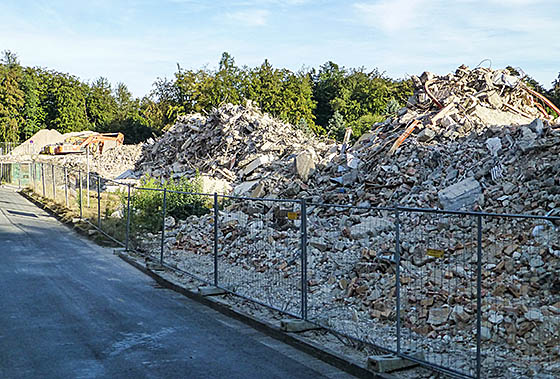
159 190 215 284
397 209 480 377
306 203 398 350
479 214 559 377
216 195 303 317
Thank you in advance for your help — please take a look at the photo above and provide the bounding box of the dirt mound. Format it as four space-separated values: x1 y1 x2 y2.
11 129 64 156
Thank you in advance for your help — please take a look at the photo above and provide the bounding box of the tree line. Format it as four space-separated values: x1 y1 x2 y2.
1 50 559 145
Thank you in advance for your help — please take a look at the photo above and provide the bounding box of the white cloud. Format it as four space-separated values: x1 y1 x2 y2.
226 9 270 26
353 0 428 33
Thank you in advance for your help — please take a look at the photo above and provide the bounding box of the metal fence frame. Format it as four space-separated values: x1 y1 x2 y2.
3 160 559 378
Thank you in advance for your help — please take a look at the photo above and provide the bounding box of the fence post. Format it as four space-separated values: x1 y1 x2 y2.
18 163 21 189
64 167 68 207
213 192 219 287
476 215 483 379
97 176 101 228
79 170 83 219
51 164 56 200
160 188 167 266
395 206 402 355
41 163 45 197
125 183 131 251
300 199 308 320
86 149 90 208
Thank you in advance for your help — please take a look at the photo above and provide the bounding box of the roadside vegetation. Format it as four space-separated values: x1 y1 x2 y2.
129 175 209 233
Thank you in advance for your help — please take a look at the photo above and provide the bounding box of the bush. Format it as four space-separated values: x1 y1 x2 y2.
347 113 385 141
129 174 209 233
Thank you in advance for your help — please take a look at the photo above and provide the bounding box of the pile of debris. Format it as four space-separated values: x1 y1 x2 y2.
47 144 143 180
269 65 560 216
136 102 333 196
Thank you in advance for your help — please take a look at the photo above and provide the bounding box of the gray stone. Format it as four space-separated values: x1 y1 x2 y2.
349 217 393 240
502 182 516 195
221 211 249 228
518 127 537 152
233 180 258 196
529 257 544 268
309 237 328 252
488 311 503 324
342 170 358 186
525 309 544 322
529 118 544 136
242 155 272 176
164 216 175 229
417 128 436 142
451 305 470 323
295 152 315 182
486 137 502 156
438 177 481 211
427 307 451 326
480 326 491 341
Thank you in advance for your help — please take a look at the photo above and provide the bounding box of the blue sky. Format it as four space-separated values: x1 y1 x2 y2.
1 0 558 97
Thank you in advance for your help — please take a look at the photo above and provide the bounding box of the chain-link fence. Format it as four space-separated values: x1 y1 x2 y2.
4 160 559 378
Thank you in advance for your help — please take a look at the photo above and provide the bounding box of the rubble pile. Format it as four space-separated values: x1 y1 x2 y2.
27 144 143 180
136 102 332 196
270 65 560 216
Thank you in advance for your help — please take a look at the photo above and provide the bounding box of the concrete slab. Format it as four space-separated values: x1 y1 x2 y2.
198 286 227 296
280 319 320 332
367 351 424 373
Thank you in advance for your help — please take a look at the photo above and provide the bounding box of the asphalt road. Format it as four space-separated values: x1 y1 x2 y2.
0 185 353 379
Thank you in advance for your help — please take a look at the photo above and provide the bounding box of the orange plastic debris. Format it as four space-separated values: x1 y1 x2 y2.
389 120 421 155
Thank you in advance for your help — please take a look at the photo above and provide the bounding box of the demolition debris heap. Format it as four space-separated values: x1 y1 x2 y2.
136 101 333 197
138 65 560 216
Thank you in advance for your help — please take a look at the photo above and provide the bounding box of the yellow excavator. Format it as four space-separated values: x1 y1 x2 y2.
41 132 124 155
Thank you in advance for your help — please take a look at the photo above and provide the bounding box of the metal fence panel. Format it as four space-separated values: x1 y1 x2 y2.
398 209 479 377
216 196 303 317
4 159 559 378
158 191 215 284
306 203 398 351
479 215 559 378
95 177 129 247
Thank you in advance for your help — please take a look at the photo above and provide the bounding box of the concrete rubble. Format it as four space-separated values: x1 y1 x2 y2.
136 101 333 195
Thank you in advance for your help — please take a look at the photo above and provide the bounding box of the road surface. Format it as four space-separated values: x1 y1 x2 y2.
0 185 353 379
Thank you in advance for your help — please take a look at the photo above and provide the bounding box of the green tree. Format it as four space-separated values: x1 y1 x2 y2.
0 51 24 142
327 110 346 140
47 73 90 133
86 77 116 130
547 73 560 114
312 61 345 128
19 67 43 140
